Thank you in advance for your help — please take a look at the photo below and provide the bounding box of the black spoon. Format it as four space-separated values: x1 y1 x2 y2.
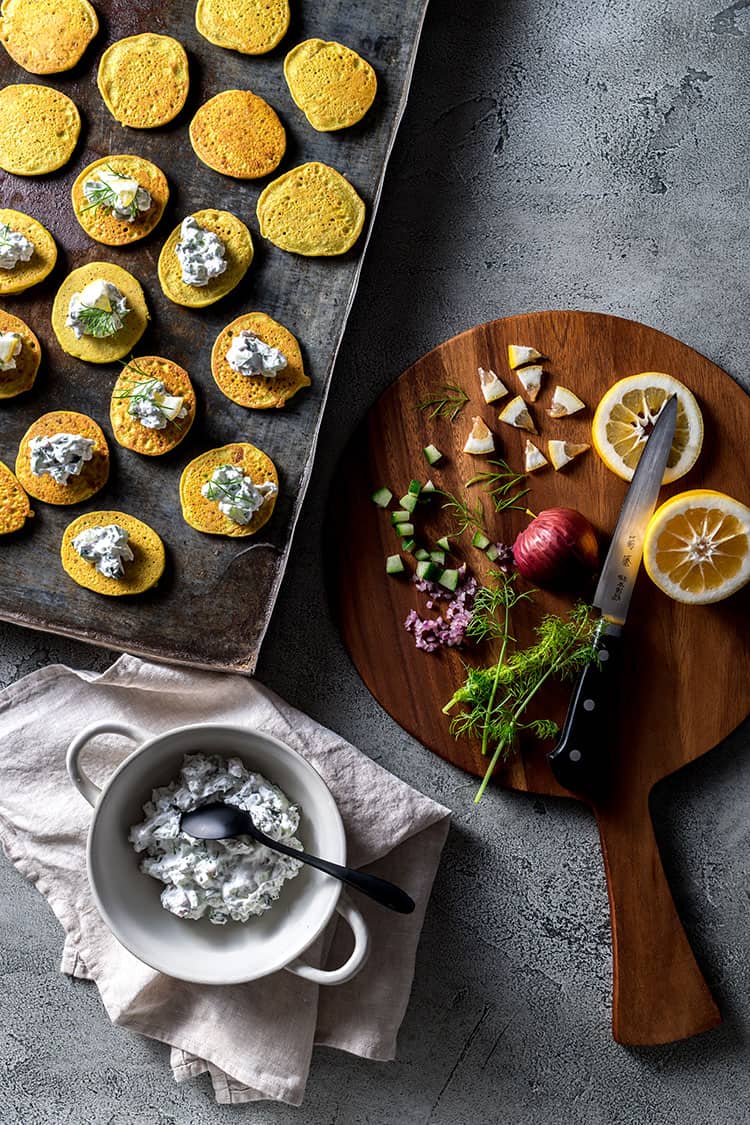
180 802 416 915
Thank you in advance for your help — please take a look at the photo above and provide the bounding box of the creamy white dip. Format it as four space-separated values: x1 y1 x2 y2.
226 331 288 378
201 464 277 525
72 523 134 579
0 331 22 371
28 432 95 485
0 223 34 271
175 217 227 287
82 166 152 221
130 754 304 924
66 279 130 339
126 378 187 430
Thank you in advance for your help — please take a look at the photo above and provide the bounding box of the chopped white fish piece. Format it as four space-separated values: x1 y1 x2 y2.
463 415 495 455
498 395 536 433
478 366 508 403
524 439 548 473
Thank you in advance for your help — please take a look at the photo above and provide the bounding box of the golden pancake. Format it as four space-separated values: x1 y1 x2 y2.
284 39 377 131
110 356 195 456
0 308 41 398
72 155 169 247
211 313 310 410
158 209 253 308
0 84 80 175
195 0 289 55
51 261 149 364
256 162 365 256
16 410 109 505
0 459 32 534
61 510 165 596
0 209 57 295
180 443 278 537
0 0 98 75
98 34 189 129
189 90 286 180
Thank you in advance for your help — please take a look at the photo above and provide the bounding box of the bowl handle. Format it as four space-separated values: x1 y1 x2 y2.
66 720 149 807
284 897 370 986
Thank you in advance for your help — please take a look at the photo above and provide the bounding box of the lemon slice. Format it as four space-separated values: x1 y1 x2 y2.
644 489 750 604
478 366 508 403
524 439 547 473
592 372 703 483
508 344 542 370
548 385 585 418
548 440 589 471
463 415 495 455
517 364 543 402
498 395 536 433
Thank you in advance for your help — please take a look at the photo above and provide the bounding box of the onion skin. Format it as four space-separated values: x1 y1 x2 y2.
513 508 599 589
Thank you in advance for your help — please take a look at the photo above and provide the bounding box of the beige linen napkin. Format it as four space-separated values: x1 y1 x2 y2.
0 655 450 1106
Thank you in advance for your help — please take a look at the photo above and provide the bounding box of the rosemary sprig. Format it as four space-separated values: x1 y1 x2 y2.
417 383 469 422
466 458 529 513
442 571 598 802
74 304 123 339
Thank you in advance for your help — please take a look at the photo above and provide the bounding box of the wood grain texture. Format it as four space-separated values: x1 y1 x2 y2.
331 310 750 1044
0 0 429 672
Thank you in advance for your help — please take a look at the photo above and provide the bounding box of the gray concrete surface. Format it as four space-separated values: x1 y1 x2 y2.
2 0 750 1121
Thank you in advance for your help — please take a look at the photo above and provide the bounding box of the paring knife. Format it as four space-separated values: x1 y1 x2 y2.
546 394 678 795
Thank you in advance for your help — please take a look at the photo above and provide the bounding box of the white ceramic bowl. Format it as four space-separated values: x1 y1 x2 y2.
66 720 369 986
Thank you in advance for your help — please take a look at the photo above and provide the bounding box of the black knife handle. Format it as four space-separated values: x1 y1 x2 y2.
546 619 622 796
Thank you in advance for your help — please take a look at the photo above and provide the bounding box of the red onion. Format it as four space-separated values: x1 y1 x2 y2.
512 508 599 589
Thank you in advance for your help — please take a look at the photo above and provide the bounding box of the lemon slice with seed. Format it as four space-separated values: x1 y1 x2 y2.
592 372 703 483
498 394 536 433
644 489 750 604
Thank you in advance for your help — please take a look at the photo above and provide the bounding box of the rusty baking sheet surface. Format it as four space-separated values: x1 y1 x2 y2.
0 0 429 672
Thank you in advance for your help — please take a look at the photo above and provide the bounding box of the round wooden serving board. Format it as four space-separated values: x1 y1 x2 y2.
329 310 750 1046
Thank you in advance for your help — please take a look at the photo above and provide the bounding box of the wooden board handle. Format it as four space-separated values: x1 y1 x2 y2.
595 792 721 1045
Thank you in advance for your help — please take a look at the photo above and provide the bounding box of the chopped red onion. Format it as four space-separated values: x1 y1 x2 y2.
404 565 478 652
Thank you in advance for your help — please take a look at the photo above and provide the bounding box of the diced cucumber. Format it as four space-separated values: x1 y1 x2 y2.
438 568 460 592
436 536 451 552
399 492 419 513
485 544 500 562
414 548 430 561
430 550 446 566
472 530 491 550
391 510 410 525
408 479 422 496
371 487 392 508
415 560 442 581
386 554 405 575
423 444 443 466
397 522 414 537
401 538 416 553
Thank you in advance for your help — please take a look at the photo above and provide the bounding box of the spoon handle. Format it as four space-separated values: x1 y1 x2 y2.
260 835 415 914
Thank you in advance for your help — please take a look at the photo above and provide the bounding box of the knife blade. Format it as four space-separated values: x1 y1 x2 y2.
546 394 678 795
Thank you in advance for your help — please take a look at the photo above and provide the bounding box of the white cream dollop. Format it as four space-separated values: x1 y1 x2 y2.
82 166 152 221
0 223 34 271
175 217 227 287
71 523 134 580
28 432 95 485
66 279 130 339
126 378 187 430
201 463 277 525
226 331 288 379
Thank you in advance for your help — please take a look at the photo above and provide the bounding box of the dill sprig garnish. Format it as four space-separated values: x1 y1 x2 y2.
466 458 529 513
417 383 469 422
114 359 183 428
442 570 598 802
75 304 123 338
0 223 11 248
79 164 142 220
438 492 487 537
